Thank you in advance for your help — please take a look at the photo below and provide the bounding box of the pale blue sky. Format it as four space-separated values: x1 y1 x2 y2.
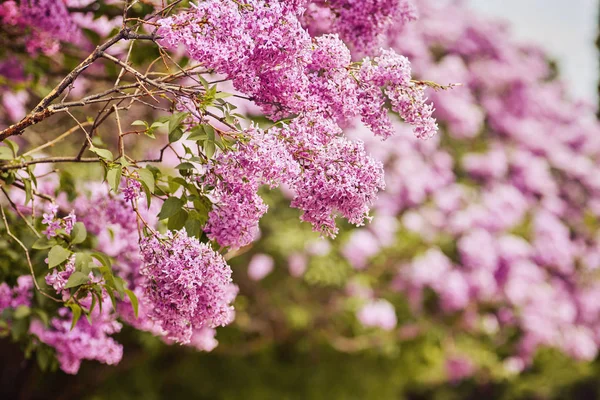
468 0 598 103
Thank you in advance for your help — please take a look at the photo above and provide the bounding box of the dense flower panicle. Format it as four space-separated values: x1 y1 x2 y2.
204 127 300 249
71 187 193 346
0 276 33 313
386 83 437 139
30 307 123 374
204 119 387 245
72 185 160 285
139 230 235 344
0 0 82 55
359 49 438 139
205 190 268 250
305 0 418 53
157 0 312 119
72 187 224 353
290 136 385 237
157 0 437 139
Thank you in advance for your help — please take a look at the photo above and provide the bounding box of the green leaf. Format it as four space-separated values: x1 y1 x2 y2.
36 347 50 371
151 121 168 129
204 140 215 159
176 162 194 170
113 276 126 296
105 287 118 311
86 294 97 324
70 222 87 244
124 289 139 319
32 237 55 250
48 246 71 269
65 271 90 289
24 178 32 205
68 304 82 330
187 126 207 141
204 125 216 141
131 120 148 127
4 139 19 157
185 218 202 238
91 252 112 268
197 75 209 89
75 252 94 274
168 209 188 230
158 197 184 220
214 92 233 99
106 167 122 192
168 112 188 134
141 182 152 209
13 305 30 319
90 146 113 161
192 196 212 225
138 168 155 193
144 129 156 139
168 127 184 143
0 146 13 160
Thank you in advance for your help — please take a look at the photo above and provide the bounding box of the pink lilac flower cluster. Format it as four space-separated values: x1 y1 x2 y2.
30 306 123 374
0 0 82 56
204 117 385 245
45 257 105 301
204 127 300 248
122 177 142 202
34 246 124 374
139 229 235 344
317 0 600 375
288 133 386 237
41 204 76 239
304 0 418 54
156 0 436 138
72 186 229 351
31 185 224 372
0 275 33 313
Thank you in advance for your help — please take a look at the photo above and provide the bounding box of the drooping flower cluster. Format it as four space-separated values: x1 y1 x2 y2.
157 0 437 138
71 186 231 351
304 0 418 53
139 230 235 344
30 307 123 375
72 187 145 283
204 117 385 245
289 134 386 237
204 127 300 248
0 0 82 56
0 275 33 313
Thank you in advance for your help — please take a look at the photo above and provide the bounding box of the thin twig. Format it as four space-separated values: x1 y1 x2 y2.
22 122 92 157
0 202 61 302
